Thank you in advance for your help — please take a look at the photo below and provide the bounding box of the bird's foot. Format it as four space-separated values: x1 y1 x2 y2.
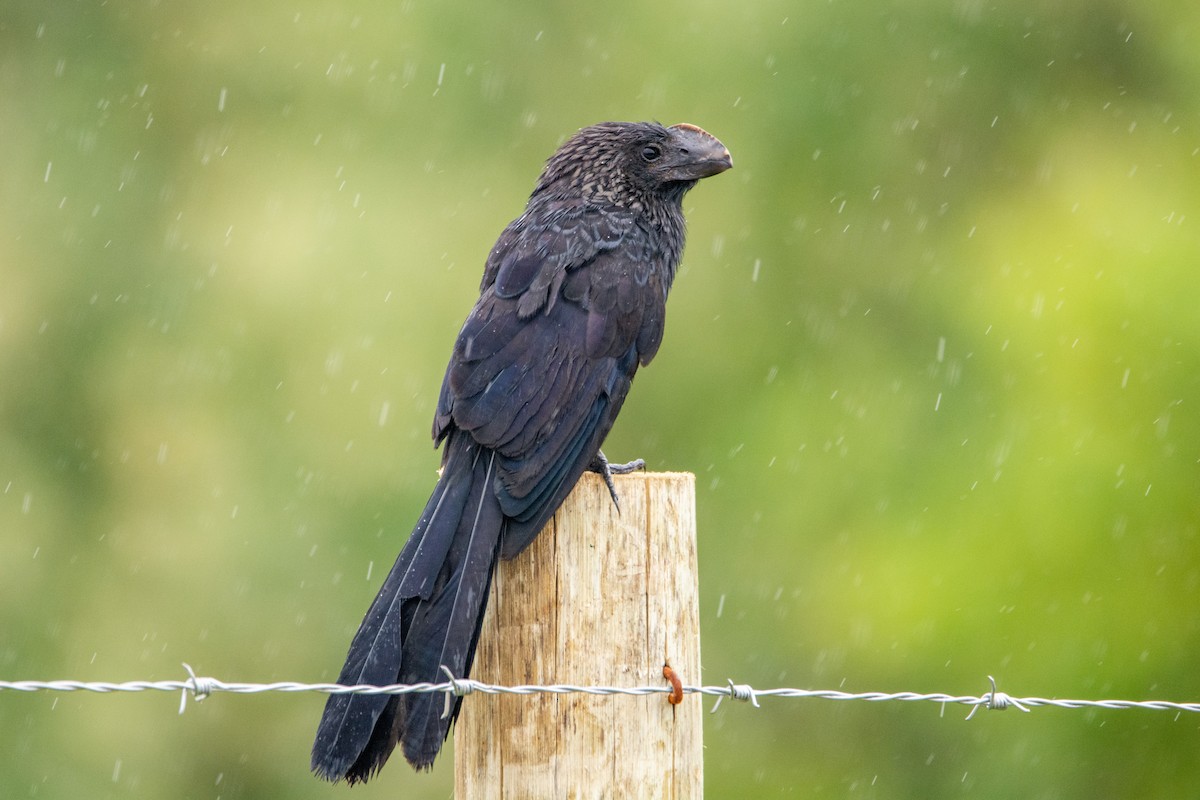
588 451 646 513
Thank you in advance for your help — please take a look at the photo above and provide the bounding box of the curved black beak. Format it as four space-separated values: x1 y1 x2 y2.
665 123 733 181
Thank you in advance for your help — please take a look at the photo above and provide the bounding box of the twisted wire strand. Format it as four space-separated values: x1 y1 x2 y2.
1 668 1197 718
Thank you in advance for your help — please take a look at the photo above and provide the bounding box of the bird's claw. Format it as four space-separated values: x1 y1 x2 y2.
588 451 645 512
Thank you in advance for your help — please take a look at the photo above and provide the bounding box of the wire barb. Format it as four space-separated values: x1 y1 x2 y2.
180 663 212 714
710 679 761 713
439 665 476 720
966 675 1031 720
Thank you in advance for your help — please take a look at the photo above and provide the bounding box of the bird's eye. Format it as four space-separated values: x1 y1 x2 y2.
641 144 662 162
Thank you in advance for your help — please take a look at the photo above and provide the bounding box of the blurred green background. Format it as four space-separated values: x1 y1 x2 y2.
2 1 1199 797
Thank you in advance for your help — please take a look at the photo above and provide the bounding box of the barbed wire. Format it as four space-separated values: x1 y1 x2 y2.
2 666 1198 720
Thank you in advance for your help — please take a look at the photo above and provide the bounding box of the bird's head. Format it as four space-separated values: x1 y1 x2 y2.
641 123 733 184
533 121 732 208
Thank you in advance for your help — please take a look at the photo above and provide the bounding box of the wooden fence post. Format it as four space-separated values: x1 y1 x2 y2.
454 471 702 799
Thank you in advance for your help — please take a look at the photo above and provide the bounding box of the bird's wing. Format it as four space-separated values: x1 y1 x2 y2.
432 205 666 551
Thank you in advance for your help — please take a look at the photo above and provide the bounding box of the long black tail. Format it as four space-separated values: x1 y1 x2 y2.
311 433 504 782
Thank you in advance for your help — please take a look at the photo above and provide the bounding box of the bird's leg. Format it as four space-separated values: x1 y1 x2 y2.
588 450 646 512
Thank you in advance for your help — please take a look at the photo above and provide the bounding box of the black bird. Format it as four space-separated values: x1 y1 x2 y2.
311 121 731 783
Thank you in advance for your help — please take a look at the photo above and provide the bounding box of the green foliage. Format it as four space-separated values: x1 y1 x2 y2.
2 1 1198 797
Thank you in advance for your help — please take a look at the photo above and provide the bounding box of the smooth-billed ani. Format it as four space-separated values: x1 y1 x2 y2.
311 121 731 783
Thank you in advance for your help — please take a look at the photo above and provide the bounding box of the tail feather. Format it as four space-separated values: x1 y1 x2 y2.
311 434 505 782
